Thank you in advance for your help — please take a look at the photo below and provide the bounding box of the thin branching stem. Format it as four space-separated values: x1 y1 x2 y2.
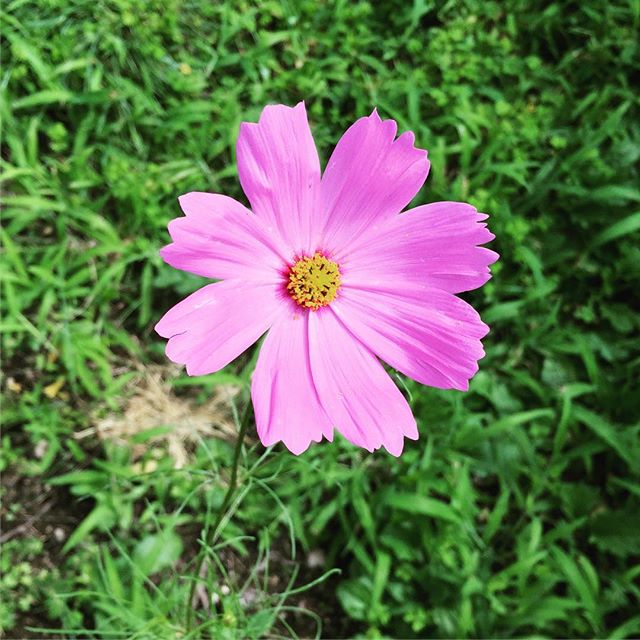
185 399 253 632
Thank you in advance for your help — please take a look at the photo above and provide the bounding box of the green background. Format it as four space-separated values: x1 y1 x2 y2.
2 0 639 637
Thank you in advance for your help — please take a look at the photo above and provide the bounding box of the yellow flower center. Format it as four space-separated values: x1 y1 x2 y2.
287 252 341 311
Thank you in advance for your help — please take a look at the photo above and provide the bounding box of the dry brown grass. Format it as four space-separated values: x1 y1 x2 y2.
77 364 241 468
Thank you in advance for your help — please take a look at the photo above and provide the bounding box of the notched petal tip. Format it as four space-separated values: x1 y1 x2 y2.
158 243 172 262
256 101 307 123
165 219 184 241
154 304 186 339
361 109 397 137
308 311 419 458
283 438 314 456
154 317 167 338
321 111 430 246
397 129 416 146
258 428 327 456
157 281 280 378
257 415 328 455
177 191 206 215
238 121 258 136
236 99 321 252
365 111 427 157
252 315 334 457
184 359 206 377
384 442 404 457
176 192 192 207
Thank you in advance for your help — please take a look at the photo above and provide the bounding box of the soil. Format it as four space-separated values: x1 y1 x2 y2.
1 461 92 638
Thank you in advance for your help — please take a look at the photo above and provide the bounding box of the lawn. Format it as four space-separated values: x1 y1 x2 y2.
1 0 639 637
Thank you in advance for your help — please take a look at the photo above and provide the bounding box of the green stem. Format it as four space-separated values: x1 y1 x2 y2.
185 399 253 632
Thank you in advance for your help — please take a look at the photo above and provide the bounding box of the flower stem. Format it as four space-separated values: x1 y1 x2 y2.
185 398 253 632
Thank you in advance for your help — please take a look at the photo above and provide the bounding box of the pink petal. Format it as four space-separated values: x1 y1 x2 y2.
333 286 489 392
342 202 499 293
307 309 418 456
160 192 287 282
251 306 333 455
155 280 281 376
320 110 430 251
236 102 321 256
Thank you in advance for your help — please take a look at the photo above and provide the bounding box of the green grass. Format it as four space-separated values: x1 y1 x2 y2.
1 0 640 637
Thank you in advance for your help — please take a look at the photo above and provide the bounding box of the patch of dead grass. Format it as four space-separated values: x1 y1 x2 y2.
77 364 241 468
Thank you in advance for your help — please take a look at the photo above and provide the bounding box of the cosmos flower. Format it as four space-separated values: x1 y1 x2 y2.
155 103 498 456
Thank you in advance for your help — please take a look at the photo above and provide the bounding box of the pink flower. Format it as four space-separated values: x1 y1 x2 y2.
155 103 498 456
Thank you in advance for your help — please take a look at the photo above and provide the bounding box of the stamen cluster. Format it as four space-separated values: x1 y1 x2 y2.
287 252 341 311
